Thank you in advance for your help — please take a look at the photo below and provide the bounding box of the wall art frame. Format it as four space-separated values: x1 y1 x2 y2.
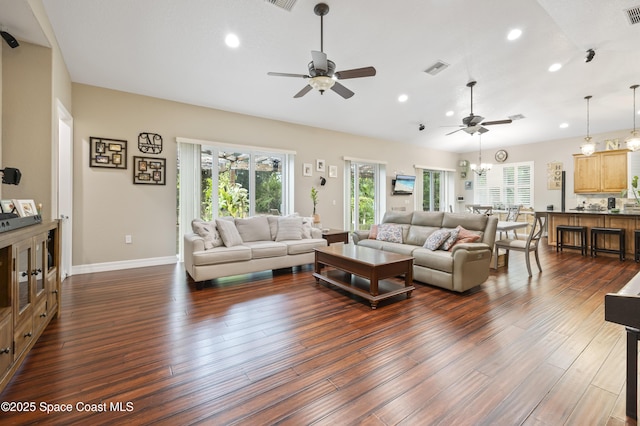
89 136 128 169
138 132 163 154
133 156 166 185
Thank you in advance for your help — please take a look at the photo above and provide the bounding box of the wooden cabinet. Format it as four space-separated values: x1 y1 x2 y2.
0 221 61 393
574 149 628 193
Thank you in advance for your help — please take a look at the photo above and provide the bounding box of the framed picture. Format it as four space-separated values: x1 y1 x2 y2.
303 163 313 177
464 181 473 190
90 137 128 169
329 165 338 178
133 156 166 185
14 199 38 217
0 199 17 214
316 159 325 173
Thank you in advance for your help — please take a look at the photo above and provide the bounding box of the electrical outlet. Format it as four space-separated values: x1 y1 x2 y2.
125 235 132 244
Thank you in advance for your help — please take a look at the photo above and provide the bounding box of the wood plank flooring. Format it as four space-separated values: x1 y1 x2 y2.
1 241 639 425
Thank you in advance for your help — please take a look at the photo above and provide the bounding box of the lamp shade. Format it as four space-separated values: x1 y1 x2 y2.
308 76 335 92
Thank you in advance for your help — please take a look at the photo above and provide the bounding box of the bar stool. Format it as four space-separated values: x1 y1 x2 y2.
591 227 625 261
634 230 640 262
556 225 587 256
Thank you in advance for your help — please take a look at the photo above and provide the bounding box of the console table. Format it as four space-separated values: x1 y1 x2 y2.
0 221 61 393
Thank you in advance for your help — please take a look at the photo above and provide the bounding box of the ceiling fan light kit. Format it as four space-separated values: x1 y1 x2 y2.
626 84 640 152
580 95 597 156
470 135 492 176
267 3 376 99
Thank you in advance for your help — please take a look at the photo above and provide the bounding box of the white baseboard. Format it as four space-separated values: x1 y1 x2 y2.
71 256 178 276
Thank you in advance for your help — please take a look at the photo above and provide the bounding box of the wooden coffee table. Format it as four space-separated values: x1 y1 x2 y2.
313 245 414 309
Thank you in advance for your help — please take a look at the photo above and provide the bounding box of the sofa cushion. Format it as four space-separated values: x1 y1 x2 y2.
382 211 413 224
276 216 303 241
243 241 287 259
301 217 314 239
267 216 279 240
411 211 444 227
368 224 379 239
412 248 454 273
377 224 403 243
442 213 487 233
423 229 451 250
191 245 251 266
191 219 224 249
285 238 327 255
235 216 271 242
405 225 440 246
216 219 244 247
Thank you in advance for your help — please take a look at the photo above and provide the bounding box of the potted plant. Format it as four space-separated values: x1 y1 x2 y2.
622 175 640 210
311 187 320 223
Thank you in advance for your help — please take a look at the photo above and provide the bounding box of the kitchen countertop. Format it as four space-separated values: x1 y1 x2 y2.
542 210 640 216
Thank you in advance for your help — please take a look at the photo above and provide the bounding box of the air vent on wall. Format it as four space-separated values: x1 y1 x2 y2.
265 0 297 12
624 6 640 24
424 61 450 76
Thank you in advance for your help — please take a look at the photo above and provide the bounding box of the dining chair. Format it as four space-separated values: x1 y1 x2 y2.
499 205 522 239
494 211 546 276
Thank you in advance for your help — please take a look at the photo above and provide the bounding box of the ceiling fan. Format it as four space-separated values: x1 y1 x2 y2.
267 3 376 99
446 81 512 135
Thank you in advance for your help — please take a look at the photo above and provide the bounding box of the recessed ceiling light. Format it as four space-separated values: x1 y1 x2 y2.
548 63 562 72
225 33 240 48
507 29 522 41
560 123 569 128
398 94 408 103
445 110 454 117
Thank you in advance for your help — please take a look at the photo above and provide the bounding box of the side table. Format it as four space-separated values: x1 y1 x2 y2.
321 229 349 245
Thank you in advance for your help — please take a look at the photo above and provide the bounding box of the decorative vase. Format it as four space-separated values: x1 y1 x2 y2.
313 213 321 224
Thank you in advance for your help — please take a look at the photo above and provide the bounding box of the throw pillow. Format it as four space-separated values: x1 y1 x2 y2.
191 219 223 250
448 225 481 250
235 216 271 242
276 216 303 241
440 228 460 251
368 224 379 239
215 218 244 247
423 229 451 251
301 217 314 239
376 224 403 244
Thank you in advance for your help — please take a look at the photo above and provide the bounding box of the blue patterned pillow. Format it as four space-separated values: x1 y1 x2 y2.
423 229 451 251
376 224 403 243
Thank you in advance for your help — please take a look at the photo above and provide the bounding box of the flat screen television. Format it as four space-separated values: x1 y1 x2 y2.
392 175 416 195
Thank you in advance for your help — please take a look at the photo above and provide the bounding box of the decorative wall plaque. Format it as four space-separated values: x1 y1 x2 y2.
138 132 163 154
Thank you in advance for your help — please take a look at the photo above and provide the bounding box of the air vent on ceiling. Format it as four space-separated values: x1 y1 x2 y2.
624 6 640 24
508 114 526 121
424 61 450 76
265 0 297 12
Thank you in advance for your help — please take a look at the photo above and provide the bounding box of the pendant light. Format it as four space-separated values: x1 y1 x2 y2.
626 84 640 152
470 134 492 176
580 95 596 156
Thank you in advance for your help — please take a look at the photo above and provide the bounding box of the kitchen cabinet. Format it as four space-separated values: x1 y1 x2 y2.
0 221 60 393
574 149 628 193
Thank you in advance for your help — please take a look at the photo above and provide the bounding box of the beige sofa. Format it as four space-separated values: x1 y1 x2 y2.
352 211 498 292
184 215 327 289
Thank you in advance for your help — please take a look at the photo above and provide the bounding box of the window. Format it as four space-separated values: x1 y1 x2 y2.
345 159 386 232
414 167 455 212
474 161 533 207
422 170 442 211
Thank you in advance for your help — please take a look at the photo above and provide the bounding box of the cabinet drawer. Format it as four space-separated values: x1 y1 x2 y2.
14 317 34 359
33 297 49 335
0 314 12 378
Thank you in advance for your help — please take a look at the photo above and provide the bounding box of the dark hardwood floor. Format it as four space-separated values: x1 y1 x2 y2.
1 241 639 425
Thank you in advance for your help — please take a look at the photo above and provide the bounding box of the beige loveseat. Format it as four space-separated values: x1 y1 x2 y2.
352 211 498 292
184 215 327 289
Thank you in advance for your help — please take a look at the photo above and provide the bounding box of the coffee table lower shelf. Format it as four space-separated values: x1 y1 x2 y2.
313 270 414 309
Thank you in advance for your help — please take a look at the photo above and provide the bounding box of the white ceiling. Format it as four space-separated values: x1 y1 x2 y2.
3 0 640 153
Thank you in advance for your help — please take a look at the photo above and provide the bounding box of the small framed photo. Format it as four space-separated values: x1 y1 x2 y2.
329 165 338 178
109 143 122 152
133 156 166 185
464 181 473 190
90 137 127 169
303 163 313 177
14 199 38 217
112 154 122 165
316 159 325 172
0 199 16 214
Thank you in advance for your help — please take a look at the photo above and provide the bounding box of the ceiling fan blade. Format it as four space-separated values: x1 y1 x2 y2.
482 119 513 126
311 50 328 72
330 81 354 99
335 66 377 80
267 72 309 78
446 128 464 136
478 127 489 134
293 85 313 98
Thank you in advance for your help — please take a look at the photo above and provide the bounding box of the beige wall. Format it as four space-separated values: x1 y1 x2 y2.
72 83 459 266
457 129 634 211
1 41 52 216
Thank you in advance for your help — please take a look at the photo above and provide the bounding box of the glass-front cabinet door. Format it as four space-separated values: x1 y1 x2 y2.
14 239 33 326
34 234 47 302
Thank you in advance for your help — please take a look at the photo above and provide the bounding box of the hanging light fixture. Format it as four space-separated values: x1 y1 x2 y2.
626 84 640 152
580 95 596 156
470 134 492 176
